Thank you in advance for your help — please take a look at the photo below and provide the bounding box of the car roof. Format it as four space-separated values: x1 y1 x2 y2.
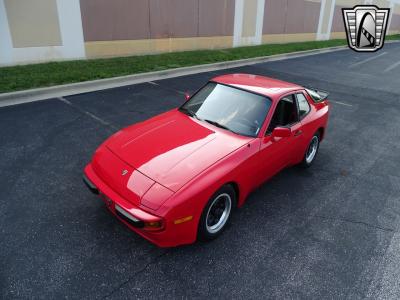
211 73 303 99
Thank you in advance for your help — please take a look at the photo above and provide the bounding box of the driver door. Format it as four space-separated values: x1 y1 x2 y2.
257 94 304 182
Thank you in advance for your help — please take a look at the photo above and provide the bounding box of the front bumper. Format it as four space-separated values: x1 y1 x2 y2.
83 163 196 247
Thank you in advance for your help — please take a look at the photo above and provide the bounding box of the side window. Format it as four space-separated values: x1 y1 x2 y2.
267 95 298 134
296 93 311 119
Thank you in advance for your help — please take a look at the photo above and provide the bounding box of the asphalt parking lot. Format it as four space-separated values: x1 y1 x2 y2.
1 42 400 299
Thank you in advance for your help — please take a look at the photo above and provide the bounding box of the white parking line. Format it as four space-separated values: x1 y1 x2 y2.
349 52 387 68
148 81 186 95
383 60 400 73
330 100 353 107
58 97 118 130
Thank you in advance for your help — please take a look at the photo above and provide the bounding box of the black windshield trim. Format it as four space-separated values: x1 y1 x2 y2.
210 81 273 103
179 81 273 111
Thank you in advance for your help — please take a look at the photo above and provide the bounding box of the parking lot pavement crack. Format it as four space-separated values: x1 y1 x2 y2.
101 249 170 299
312 215 396 233
57 97 118 131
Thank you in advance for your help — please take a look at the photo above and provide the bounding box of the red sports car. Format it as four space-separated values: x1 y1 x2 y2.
83 74 330 247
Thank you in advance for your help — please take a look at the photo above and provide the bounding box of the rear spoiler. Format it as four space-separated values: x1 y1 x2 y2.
305 87 329 103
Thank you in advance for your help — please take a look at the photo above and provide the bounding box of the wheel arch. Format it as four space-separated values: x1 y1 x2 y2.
225 181 240 207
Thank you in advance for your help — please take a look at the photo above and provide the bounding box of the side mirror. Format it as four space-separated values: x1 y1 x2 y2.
272 127 291 139
184 92 190 101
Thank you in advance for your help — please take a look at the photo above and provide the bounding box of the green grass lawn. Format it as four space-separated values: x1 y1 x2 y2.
1 35 399 94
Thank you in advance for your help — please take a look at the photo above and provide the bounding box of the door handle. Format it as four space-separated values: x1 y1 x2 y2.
294 130 303 137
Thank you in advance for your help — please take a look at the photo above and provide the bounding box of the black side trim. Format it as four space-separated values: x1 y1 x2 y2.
115 210 145 228
83 174 99 195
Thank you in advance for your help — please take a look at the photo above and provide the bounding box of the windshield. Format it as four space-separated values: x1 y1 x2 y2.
180 82 272 137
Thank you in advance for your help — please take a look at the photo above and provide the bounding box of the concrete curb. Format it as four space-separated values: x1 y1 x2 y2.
0 42 395 107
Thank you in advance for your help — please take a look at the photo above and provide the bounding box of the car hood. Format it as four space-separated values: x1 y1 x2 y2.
106 110 252 192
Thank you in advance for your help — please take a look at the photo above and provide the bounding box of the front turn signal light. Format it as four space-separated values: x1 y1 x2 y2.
143 220 164 232
174 216 193 225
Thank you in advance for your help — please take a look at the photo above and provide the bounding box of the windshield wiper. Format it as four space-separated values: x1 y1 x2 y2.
180 110 237 134
204 119 233 132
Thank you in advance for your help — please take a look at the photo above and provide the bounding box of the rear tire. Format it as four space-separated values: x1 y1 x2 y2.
300 132 320 168
198 185 236 241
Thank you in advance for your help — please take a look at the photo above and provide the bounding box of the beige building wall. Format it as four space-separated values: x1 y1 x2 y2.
391 4 400 33
4 0 62 48
0 0 85 65
81 0 236 58
262 0 321 44
232 0 265 46
79 0 400 58
241 0 258 38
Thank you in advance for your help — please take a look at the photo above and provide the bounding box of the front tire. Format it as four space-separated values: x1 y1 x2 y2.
198 185 236 241
301 132 320 168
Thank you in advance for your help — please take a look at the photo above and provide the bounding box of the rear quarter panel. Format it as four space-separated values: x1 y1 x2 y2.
299 91 330 161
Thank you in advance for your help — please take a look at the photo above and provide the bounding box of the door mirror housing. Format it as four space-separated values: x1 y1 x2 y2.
272 127 291 139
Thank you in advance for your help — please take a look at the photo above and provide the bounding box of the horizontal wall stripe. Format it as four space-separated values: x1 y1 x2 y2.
85 36 233 58
262 33 317 43
330 31 346 39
